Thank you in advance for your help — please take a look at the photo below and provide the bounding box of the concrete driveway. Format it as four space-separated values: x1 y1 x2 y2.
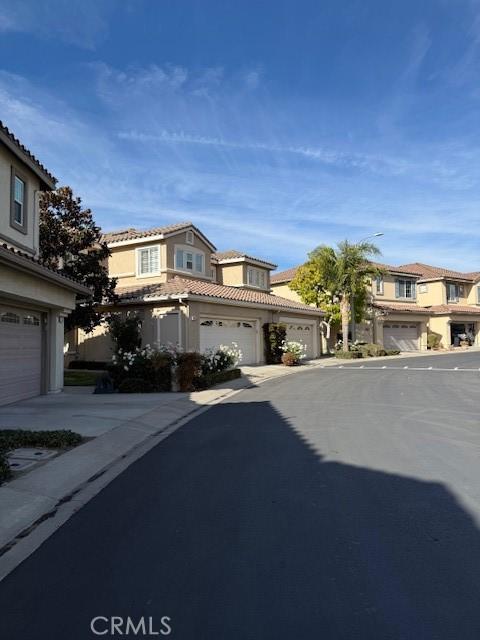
1 352 480 638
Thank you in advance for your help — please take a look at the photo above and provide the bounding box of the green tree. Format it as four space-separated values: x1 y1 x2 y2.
39 186 117 333
290 241 382 349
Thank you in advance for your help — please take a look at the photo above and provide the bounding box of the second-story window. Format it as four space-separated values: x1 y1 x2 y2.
447 282 463 303
13 176 25 225
11 169 27 233
137 246 160 276
375 276 384 295
175 247 204 274
247 267 266 289
395 278 416 299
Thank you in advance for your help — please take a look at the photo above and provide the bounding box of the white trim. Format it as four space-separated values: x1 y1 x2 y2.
135 245 161 277
110 271 136 278
107 226 216 252
216 256 276 269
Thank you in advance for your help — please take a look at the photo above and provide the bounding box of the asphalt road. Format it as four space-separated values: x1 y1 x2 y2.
2 352 480 639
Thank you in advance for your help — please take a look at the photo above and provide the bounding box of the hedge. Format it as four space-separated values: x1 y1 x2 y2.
334 350 363 359
69 360 108 370
193 368 241 390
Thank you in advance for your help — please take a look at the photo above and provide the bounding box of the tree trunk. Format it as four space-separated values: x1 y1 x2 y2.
340 295 350 351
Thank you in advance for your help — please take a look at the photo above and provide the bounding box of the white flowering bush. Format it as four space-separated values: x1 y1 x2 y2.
201 343 243 375
281 340 307 359
109 344 173 392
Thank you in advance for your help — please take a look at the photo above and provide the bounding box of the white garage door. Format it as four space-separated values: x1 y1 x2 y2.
283 322 315 358
0 305 43 406
383 323 419 352
199 318 257 364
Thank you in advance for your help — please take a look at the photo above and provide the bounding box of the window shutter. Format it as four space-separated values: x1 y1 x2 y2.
395 280 400 298
149 247 159 272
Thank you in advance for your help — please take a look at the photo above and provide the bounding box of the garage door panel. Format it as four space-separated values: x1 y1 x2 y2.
383 323 419 352
282 321 315 358
199 318 257 364
0 305 42 406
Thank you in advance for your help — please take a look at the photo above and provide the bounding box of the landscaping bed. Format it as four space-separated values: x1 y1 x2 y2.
0 429 84 484
334 343 401 359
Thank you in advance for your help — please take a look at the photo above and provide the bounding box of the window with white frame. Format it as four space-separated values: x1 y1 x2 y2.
175 247 205 274
13 176 25 225
137 246 160 276
395 278 416 299
247 267 267 289
477 286 480 304
375 276 384 295
186 230 194 245
447 282 464 303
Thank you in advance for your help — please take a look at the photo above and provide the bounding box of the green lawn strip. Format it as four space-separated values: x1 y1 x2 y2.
0 429 84 484
64 370 100 386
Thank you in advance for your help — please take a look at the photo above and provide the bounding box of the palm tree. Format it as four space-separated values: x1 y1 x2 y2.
335 240 382 350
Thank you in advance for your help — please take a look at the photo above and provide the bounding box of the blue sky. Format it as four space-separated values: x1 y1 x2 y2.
1 0 480 271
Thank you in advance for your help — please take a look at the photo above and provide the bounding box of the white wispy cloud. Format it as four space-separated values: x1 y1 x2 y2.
1 62 480 271
0 0 114 49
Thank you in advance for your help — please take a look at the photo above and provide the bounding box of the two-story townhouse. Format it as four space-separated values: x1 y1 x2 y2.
271 260 480 352
0 122 90 406
73 223 323 365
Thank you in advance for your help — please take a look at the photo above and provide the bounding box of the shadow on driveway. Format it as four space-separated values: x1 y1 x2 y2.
1 399 480 639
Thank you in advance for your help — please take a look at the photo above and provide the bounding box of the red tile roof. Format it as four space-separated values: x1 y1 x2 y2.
115 276 323 314
398 262 479 282
0 121 56 188
271 261 420 284
270 266 301 284
373 301 431 314
102 222 216 250
428 304 480 315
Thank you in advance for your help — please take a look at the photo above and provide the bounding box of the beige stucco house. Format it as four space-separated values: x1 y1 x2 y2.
0 121 90 406
271 260 480 352
72 223 323 364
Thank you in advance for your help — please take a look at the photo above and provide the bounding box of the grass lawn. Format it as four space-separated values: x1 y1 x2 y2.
64 370 101 386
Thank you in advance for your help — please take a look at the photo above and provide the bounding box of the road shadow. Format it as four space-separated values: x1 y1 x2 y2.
1 400 480 639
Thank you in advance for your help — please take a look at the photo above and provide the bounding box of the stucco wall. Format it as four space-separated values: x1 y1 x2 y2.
108 230 214 288
271 282 303 302
467 283 480 305
217 263 245 286
0 144 41 256
0 262 77 310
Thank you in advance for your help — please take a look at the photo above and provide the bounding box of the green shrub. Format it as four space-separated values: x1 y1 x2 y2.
385 349 401 356
68 360 108 370
358 343 386 357
150 351 173 391
0 429 83 451
176 352 203 392
201 344 241 375
0 452 12 484
193 368 241 390
334 350 363 359
118 378 155 393
107 314 142 353
263 323 287 364
427 332 441 350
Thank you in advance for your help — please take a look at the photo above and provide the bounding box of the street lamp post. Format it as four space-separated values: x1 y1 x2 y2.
350 233 384 344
